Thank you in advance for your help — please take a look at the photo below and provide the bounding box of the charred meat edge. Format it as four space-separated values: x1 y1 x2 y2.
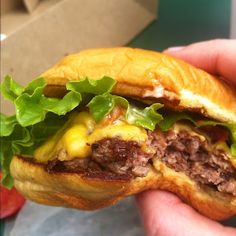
46 129 236 196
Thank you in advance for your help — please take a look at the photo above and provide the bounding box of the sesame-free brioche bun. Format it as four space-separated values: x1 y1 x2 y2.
10 48 236 220
42 47 236 123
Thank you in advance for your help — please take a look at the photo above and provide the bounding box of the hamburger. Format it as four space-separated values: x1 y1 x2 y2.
0 48 236 220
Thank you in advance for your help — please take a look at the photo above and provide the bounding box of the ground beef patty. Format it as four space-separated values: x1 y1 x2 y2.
47 138 153 178
155 130 236 196
46 129 236 196
91 138 152 176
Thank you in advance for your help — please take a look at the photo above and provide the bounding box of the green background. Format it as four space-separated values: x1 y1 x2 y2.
0 0 233 235
129 0 231 50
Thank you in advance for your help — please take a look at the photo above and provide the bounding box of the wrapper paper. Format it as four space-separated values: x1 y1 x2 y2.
9 197 144 236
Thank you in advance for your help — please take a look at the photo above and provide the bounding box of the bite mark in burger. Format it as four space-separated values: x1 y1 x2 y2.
0 48 236 220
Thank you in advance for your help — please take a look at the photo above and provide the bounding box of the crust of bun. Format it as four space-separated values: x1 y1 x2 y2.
42 47 236 124
11 156 236 220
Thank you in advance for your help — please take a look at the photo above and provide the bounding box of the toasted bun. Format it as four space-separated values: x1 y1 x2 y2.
42 47 236 123
11 156 236 220
10 48 236 220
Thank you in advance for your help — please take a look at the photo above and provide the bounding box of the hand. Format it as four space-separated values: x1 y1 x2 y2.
136 39 236 236
136 191 236 236
164 39 236 86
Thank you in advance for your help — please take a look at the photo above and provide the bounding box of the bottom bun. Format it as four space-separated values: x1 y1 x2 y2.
10 155 236 220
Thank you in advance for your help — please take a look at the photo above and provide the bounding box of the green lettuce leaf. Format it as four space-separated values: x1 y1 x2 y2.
0 143 14 188
159 112 196 131
0 125 33 188
231 144 236 156
87 94 163 130
0 75 24 101
29 113 69 148
1 75 236 188
67 76 116 95
0 114 18 136
15 86 47 126
87 94 115 122
126 103 163 131
41 91 82 115
14 78 82 127
0 114 69 188
0 76 118 188
23 77 46 95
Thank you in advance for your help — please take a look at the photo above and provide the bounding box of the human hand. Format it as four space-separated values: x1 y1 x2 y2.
136 191 236 236
136 39 236 236
164 39 236 86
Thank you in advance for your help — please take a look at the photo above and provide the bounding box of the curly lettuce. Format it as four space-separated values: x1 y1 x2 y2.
0 76 163 188
1 75 235 188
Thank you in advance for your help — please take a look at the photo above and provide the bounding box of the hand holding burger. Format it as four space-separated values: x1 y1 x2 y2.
136 39 236 236
0 43 236 224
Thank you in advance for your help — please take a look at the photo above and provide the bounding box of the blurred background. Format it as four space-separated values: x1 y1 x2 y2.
130 0 235 48
1 0 235 85
1 0 236 235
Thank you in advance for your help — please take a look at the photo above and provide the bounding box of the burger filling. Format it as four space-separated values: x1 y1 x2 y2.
34 110 236 196
1 76 235 195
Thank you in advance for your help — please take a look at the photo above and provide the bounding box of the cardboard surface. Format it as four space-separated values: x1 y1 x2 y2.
1 0 157 114
1 0 23 15
23 0 40 13
1 0 40 14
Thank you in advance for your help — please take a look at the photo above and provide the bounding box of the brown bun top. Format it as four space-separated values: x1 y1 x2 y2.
42 47 236 123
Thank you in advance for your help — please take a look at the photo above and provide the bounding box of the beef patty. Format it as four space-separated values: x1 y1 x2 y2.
46 129 236 196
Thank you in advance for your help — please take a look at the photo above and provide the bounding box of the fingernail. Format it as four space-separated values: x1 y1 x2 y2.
165 46 185 52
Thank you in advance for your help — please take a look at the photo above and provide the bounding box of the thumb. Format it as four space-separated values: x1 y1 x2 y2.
136 190 236 236
163 39 236 86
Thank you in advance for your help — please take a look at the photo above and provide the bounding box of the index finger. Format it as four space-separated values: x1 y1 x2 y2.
164 39 236 86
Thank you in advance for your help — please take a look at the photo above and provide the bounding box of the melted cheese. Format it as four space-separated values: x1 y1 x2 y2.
34 136 61 162
34 111 235 165
70 112 96 132
34 111 148 162
172 123 206 141
88 124 147 143
62 125 91 159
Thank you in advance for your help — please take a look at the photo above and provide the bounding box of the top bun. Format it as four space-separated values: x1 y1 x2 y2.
42 47 236 124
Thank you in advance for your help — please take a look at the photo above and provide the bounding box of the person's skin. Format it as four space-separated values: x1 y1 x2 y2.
136 39 236 236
